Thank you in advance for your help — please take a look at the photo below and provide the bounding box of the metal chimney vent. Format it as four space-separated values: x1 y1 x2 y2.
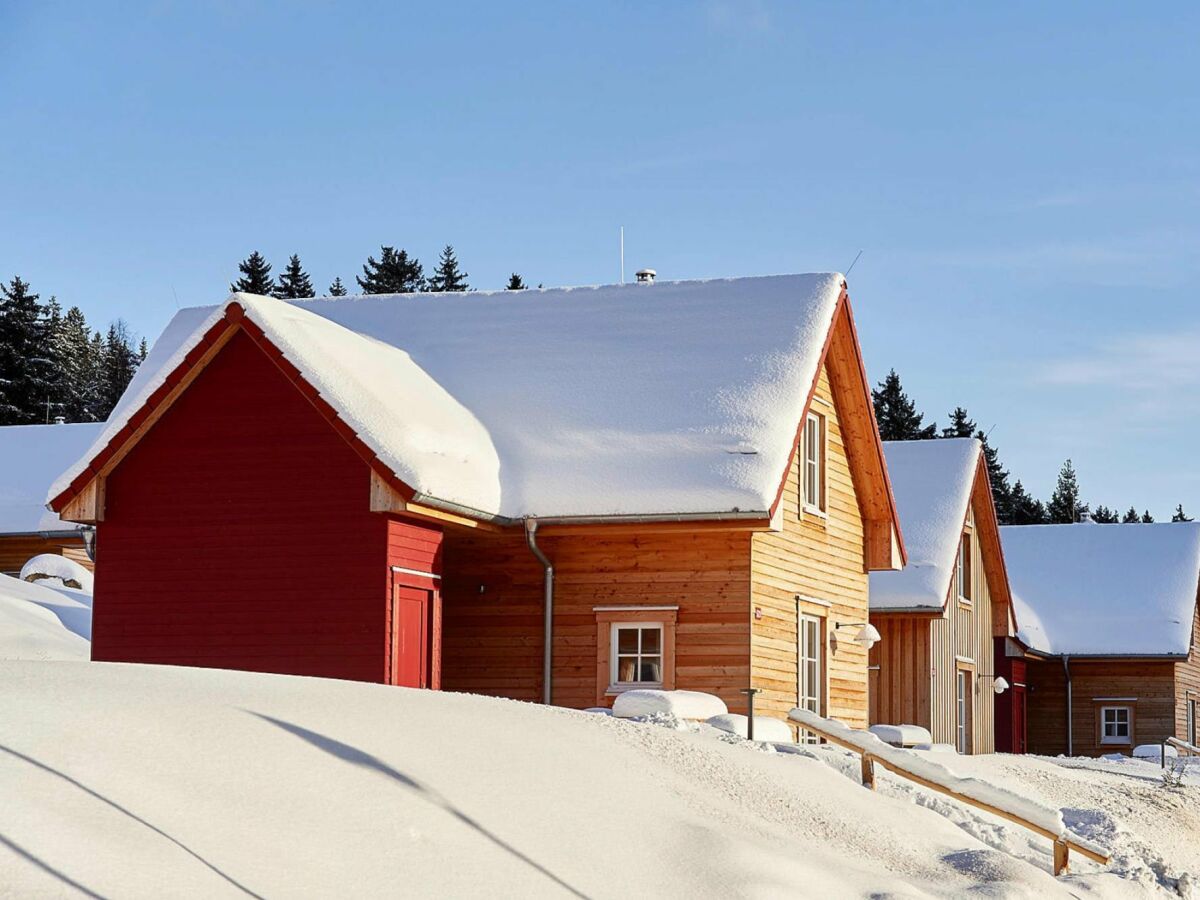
635 268 656 284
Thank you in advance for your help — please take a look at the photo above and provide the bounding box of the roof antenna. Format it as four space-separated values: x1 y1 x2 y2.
620 226 625 284
845 249 864 277
171 285 181 309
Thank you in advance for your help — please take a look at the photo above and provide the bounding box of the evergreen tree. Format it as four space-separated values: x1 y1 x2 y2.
41 297 66 422
357 246 424 294
871 369 937 441
1047 459 1085 524
99 321 139 417
1010 480 1049 525
1091 505 1119 523
506 273 527 290
0 276 55 424
1142 510 1155 524
1172 504 1194 523
977 431 1014 524
941 407 977 438
273 254 314 299
1122 506 1141 524
427 245 469 292
138 338 149 362
55 307 102 421
230 251 275 295
328 277 347 296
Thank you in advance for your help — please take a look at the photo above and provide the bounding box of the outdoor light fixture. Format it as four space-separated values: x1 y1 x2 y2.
832 622 881 651
993 676 1010 695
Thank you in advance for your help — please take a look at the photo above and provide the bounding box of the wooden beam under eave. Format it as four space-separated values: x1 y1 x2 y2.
368 470 501 532
864 518 901 571
60 476 104 525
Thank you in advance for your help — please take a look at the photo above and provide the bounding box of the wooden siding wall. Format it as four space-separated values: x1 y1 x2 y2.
868 616 932 729
93 331 444 682
1174 589 1200 740
750 363 870 729
0 535 91 576
441 529 752 711
928 505 996 752
1025 656 1176 756
870 486 998 753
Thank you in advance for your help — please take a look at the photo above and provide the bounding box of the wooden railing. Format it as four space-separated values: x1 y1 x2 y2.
1164 736 1200 765
789 710 1111 877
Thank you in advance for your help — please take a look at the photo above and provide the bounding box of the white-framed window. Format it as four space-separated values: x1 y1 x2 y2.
956 669 974 754
1189 700 1197 746
956 532 973 604
798 614 824 743
611 623 664 686
1100 706 1132 745
802 412 825 513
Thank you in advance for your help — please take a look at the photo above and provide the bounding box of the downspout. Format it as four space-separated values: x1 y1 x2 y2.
524 518 554 705
1062 655 1073 756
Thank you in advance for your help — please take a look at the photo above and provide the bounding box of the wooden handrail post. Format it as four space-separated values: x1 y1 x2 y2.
861 753 876 790
1053 839 1069 876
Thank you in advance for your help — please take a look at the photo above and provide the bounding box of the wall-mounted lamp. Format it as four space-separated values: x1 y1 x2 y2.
993 676 1010 695
832 622 881 651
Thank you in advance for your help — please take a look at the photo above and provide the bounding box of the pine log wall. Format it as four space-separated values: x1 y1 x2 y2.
441 529 753 711
750 363 870 729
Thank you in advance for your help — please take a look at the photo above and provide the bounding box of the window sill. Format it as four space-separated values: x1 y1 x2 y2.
1099 738 1132 746
606 683 663 696
801 505 828 520
957 599 973 610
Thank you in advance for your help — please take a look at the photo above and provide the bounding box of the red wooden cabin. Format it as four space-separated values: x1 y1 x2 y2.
49 275 906 718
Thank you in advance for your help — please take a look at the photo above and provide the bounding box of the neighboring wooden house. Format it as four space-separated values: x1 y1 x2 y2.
0 423 102 575
48 274 905 726
868 439 1015 754
1000 522 1200 757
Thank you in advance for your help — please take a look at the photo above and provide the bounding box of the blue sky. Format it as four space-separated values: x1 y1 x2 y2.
2 1 1198 517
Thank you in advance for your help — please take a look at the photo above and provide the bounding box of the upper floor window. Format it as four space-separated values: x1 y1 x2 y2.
956 532 973 604
802 411 825 513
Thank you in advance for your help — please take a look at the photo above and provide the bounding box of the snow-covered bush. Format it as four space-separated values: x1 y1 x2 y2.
611 689 728 720
20 554 93 592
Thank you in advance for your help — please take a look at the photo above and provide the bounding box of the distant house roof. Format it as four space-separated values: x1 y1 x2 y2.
870 439 985 611
0 424 104 535
48 276 904 543
1001 522 1200 657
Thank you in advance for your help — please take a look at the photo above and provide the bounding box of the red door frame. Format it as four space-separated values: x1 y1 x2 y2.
388 568 441 689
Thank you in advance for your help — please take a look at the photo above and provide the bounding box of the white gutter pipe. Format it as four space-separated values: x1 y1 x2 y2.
1063 655 1073 756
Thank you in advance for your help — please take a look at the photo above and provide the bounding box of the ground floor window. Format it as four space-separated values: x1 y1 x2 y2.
1189 700 1196 747
1100 705 1133 745
797 613 824 744
593 607 678 704
956 668 974 754
612 623 663 685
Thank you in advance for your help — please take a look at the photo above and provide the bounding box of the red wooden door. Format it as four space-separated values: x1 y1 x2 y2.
392 584 431 688
1013 686 1027 754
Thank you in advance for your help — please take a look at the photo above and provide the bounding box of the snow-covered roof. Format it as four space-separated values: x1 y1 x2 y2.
50 274 855 521
870 439 981 611
0 423 104 534
1001 523 1200 657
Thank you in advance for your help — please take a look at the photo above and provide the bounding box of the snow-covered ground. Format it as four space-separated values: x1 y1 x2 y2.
0 573 91 661
2 661 1195 899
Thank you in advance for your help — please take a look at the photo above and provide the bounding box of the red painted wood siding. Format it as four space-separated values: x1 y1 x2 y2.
94 329 442 682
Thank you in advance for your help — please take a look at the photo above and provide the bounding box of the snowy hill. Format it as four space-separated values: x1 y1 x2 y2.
0 574 90 661
1 662 1191 898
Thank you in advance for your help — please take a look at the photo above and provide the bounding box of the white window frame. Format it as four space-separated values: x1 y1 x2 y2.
956 669 973 754
1189 700 1197 747
802 411 826 515
1099 705 1132 745
797 613 824 744
610 622 665 687
956 532 972 605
